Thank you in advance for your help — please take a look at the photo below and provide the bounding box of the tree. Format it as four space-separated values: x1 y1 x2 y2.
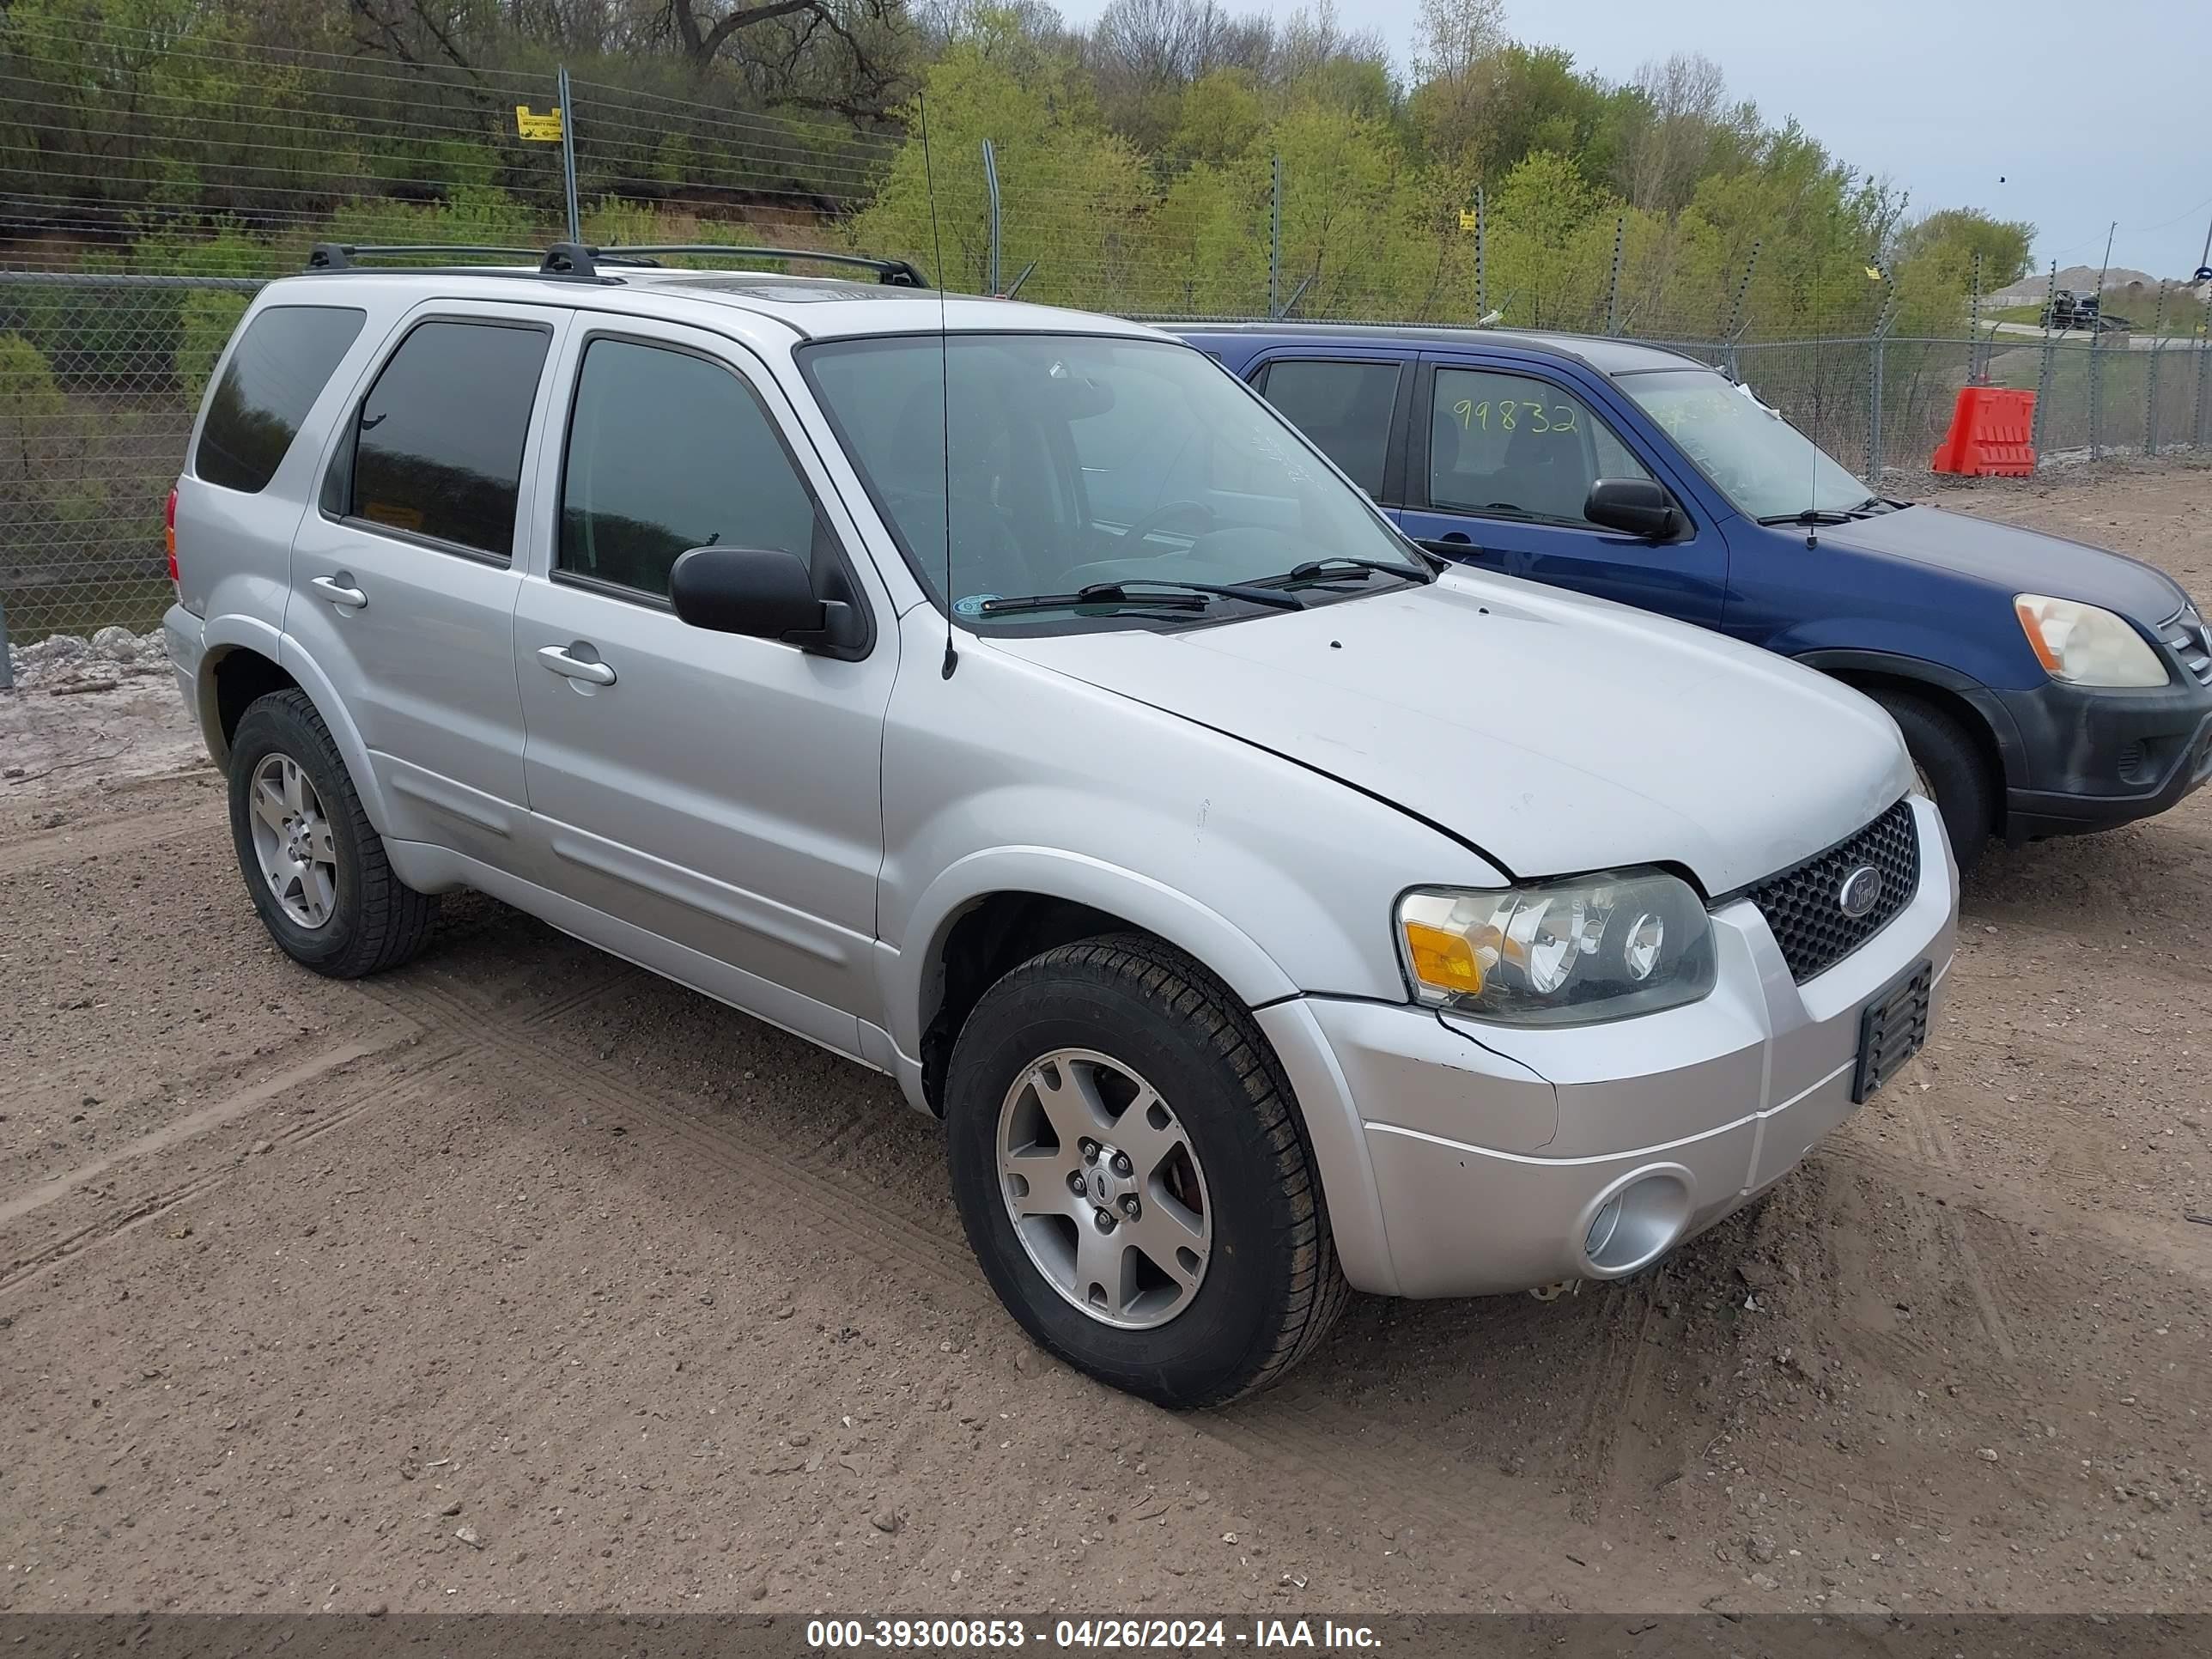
1408 0 1504 162
666 0 913 117
1618 52 1729 213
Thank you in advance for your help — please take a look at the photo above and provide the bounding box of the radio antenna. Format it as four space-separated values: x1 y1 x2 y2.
918 92 957 680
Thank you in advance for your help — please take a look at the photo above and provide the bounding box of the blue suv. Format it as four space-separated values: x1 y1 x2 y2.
1176 324 2212 872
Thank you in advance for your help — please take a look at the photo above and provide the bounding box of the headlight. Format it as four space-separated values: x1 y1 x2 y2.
1396 870 1717 1027
2014 593 2167 687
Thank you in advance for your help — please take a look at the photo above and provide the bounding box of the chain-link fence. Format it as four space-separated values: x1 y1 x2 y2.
7 14 2212 659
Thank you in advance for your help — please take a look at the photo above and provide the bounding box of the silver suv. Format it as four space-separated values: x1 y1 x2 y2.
164 245 1959 1407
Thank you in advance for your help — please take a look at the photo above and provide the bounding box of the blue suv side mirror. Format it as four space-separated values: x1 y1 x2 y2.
1585 477 1683 540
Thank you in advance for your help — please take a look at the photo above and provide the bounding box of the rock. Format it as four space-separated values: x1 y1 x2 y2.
33 634 90 665
1978 1448 1999 1462
91 625 140 663
788 1431 811 1447
1747 1572 1781 1592
1747 1534 1778 1565
440 1500 462 1516
871 1509 901 1534
249 1140 273 1157
454 1525 483 1549
749 1580 769 1601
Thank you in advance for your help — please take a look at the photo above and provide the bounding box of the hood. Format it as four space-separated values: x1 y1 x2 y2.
987 571 1911 896
1816 504 2188 623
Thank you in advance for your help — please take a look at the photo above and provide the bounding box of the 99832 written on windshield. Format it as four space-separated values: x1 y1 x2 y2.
803 1618 1382 1650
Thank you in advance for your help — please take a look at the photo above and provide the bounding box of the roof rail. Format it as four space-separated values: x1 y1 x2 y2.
544 242 929 288
307 243 544 271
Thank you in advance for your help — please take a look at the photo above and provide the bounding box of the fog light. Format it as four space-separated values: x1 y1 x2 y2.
1578 1168 1693 1276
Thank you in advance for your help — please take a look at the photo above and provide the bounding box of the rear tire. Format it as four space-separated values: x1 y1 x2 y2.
227 689 438 978
1867 688 1995 876
944 933 1348 1407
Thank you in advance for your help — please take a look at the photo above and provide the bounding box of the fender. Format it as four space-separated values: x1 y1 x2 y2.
269 630 397 835
1790 646 2027 793
191 611 286 769
884 845 1302 1066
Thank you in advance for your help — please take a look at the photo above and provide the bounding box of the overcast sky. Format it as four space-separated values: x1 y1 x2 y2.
1057 0 2212 283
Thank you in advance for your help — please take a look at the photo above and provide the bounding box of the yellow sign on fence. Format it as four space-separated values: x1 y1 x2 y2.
515 106 564 143
1458 209 1479 231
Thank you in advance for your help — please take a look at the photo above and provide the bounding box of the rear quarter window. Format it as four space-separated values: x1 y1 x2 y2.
194 305 367 494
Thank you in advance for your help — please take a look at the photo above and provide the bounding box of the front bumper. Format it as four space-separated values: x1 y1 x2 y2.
1262 795 1958 1299
1996 675 2212 840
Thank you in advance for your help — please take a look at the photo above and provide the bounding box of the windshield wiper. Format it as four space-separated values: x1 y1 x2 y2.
977 580 1304 616
1755 508 1857 527
1272 556 1433 587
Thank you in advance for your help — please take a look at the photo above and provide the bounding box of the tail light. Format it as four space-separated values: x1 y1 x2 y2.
165 485 179 589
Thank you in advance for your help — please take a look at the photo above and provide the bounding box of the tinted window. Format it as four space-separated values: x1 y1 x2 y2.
558 339 823 598
194 306 365 494
349 319 550 556
1258 360 1400 496
1429 367 1652 526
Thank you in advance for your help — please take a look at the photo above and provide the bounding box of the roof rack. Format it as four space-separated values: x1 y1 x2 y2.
307 243 544 271
543 242 929 287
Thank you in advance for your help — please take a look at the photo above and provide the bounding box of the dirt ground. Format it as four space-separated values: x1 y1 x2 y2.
3 462 2209 1619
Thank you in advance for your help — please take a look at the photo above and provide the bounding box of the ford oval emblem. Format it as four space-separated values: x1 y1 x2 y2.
1838 865 1882 920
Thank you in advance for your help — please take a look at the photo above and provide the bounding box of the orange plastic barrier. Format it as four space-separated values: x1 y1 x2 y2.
1929 386 2036 476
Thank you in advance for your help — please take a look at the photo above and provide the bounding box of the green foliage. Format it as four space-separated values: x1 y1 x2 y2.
2 0 2033 344
175 289 248 405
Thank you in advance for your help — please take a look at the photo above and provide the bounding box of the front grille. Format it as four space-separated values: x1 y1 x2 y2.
1746 799 1920 983
2162 605 2212 688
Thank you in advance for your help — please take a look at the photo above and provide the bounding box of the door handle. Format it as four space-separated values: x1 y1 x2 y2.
310 574 368 610
537 644 616 686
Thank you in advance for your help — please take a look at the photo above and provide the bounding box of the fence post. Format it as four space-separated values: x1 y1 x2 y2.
1867 278 1899 483
1604 215 1625 335
1722 240 1759 380
2089 319 2104 461
2032 261 2057 462
981 138 1000 296
556 65 580 243
0 592 13 692
1473 185 1486 320
1269 154 1283 319
2196 289 2212 453
2146 280 2168 457
1967 252 1982 382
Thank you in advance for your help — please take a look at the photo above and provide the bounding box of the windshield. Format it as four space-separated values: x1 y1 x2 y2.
799 333 1422 625
1619 368 1870 520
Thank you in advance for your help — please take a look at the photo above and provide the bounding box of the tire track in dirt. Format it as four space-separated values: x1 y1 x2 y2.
0 794 224 878
357 967 1632 1588
1893 1083 2019 1363
0 1028 458 1295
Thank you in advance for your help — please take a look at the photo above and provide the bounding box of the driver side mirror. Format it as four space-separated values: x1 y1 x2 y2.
1584 477 1683 540
669 545 862 653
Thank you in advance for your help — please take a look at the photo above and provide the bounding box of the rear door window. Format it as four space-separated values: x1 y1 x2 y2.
1255 359 1401 497
344 319 551 558
194 305 366 494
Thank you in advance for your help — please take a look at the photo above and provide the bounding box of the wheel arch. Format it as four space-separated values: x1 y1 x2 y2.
896 853 1302 1120
198 625 393 836
1794 647 2021 799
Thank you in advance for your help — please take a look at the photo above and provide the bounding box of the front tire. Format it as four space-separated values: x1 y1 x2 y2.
1869 688 1995 876
227 689 437 978
945 934 1348 1408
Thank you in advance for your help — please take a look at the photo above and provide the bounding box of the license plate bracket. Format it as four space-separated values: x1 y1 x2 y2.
1854 959 1932 1103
